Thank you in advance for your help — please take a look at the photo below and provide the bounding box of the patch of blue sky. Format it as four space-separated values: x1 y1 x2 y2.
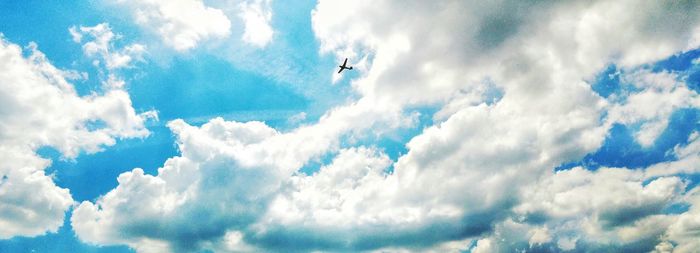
688 68 700 92
376 106 440 172
589 64 623 99
39 125 178 202
588 64 645 103
663 201 691 215
683 172 700 194
482 82 505 105
0 1 101 68
652 48 700 73
297 150 336 176
557 108 700 171
563 48 700 172
591 48 700 100
653 48 700 93
127 53 310 128
216 0 356 123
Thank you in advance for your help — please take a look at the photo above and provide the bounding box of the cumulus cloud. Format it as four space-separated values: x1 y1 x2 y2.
502 168 684 250
660 187 700 252
111 0 231 51
71 0 700 252
0 33 152 238
0 147 72 239
71 99 410 252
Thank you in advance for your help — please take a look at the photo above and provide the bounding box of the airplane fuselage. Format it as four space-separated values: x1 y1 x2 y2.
338 58 353 73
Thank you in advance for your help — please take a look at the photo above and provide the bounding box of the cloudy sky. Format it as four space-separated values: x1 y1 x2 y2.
1 0 700 252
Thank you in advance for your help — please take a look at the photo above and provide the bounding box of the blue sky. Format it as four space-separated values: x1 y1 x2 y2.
1 1 700 252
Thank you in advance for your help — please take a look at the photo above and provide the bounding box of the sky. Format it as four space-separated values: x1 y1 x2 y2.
0 1 700 252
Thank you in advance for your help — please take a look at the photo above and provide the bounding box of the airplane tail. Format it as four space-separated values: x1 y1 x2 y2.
348 67 353 70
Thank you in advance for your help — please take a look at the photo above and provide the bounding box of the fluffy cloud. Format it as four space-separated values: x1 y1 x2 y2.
660 187 700 253
70 23 146 70
0 32 152 238
511 168 683 250
646 131 700 178
71 99 410 252
606 70 700 146
72 0 700 252
111 0 231 51
472 131 700 252
0 147 72 239
238 0 274 47
313 0 700 107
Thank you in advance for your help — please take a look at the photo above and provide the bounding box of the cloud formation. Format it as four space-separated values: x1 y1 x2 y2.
71 99 410 252
111 0 232 51
238 0 274 47
69 0 700 252
70 23 146 71
0 31 152 238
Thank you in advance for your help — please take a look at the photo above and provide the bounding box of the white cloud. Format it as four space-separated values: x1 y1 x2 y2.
238 0 274 47
0 34 152 238
471 238 496 253
471 128 700 252
71 23 146 71
528 227 551 246
645 131 700 178
511 167 683 249
0 147 72 239
71 100 411 252
71 0 700 252
661 188 700 253
312 0 700 108
111 0 231 51
606 70 700 147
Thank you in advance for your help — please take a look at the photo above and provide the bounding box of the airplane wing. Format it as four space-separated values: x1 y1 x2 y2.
338 67 343 74
343 58 348 66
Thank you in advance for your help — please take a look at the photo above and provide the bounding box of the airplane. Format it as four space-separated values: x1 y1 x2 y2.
337 58 353 73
